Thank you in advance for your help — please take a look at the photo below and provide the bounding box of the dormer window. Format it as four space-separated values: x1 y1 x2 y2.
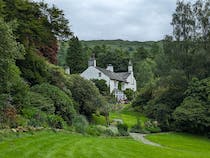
99 72 102 77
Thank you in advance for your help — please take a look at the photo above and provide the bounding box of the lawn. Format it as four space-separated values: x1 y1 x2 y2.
0 130 210 158
110 104 147 127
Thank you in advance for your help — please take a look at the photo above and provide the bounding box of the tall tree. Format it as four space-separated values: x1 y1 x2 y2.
2 0 72 64
66 36 86 74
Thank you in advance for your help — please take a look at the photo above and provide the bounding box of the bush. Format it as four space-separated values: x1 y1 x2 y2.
0 104 17 128
124 89 135 101
31 83 76 125
67 75 107 119
91 79 109 96
17 50 51 86
104 128 115 136
47 115 66 129
28 92 55 114
92 114 107 126
85 126 101 136
130 124 143 133
22 108 48 127
72 115 89 134
145 120 161 133
117 123 129 136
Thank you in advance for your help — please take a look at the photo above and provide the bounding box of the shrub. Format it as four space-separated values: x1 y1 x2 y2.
72 115 89 134
92 114 107 126
28 92 55 114
104 128 115 136
107 126 119 136
124 89 135 101
117 123 129 136
91 79 109 96
47 115 66 129
31 83 76 125
144 120 161 133
85 126 101 136
22 108 48 127
130 124 143 133
17 50 51 86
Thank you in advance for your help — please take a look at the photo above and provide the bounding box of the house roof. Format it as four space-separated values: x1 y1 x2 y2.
95 67 130 82
116 72 131 81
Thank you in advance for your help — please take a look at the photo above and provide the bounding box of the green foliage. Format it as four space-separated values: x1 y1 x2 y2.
22 108 48 127
132 84 153 112
31 83 76 125
144 120 161 133
72 115 89 134
28 92 55 114
66 36 86 73
0 18 29 116
47 115 66 129
124 89 135 101
92 114 107 126
2 0 72 64
130 119 144 133
67 75 106 119
17 50 51 86
85 126 101 136
117 123 129 136
173 77 210 134
95 47 130 72
91 79 109 96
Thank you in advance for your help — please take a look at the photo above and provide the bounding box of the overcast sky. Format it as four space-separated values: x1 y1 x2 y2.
34 0 178 41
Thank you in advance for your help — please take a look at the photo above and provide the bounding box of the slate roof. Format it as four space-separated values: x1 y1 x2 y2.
95 67 130 82
116 72 131 81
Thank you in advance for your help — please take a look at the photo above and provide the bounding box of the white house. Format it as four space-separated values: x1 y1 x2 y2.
80 55 137 101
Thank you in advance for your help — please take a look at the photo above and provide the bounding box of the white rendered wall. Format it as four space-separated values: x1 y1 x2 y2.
122 74 137 91
80 66 111 89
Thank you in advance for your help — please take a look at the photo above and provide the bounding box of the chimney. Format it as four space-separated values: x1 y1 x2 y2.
88 54 96 67
128 60 133 73
106 64 114 72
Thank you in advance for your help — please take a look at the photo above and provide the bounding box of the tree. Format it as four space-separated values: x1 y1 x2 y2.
66 36 86 74
91 79 109 96
2 0 72 64
67 75 106 119
124 89 135 101
173 77 210 134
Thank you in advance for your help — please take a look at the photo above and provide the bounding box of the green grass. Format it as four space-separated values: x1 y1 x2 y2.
110 104 147 127
0 131 210 158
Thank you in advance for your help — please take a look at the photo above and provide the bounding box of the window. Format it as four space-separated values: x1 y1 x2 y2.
99 72 102 77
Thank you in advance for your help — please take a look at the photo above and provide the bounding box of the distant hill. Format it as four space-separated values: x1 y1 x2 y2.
81 39 163 52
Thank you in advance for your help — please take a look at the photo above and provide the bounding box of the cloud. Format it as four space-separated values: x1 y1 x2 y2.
34 0 178 41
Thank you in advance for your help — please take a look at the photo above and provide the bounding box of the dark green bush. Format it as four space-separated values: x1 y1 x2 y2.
91 79 109 96
17 51 51 86
28 92 55 114
130 124 143 133
47 115 66 129
31 83 76 125
124 89 135 101
67 75 106 119
117 123 129 136
22 108 48 127
91 114 107 126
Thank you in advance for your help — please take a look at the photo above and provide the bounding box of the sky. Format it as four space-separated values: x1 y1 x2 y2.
34 0 178 41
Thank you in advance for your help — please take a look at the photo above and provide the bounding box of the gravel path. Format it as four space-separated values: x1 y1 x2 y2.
130 133 162 147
